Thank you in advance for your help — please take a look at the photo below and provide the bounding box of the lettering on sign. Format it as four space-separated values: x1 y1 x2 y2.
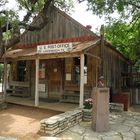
37 43 73 54
99 89 108 93
66 73 71 81
39 84 46 92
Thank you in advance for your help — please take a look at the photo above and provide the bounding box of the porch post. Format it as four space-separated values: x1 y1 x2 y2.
79 53 85 108
35 58 39 106
3 60 7 101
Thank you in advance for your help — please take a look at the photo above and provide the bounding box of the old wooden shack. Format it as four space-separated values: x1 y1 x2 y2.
3 5 130 107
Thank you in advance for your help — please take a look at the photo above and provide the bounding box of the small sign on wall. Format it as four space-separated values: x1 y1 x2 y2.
39 68 45 79
66 73 71 81
84 75 87 84
38 84 46 92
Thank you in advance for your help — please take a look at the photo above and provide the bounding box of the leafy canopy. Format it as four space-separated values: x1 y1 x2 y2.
80 0 140 64
105 19 140 61
0 0 74 52
80 0 140 24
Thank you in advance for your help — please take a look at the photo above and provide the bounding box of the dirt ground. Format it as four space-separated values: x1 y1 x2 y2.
0 104 61 140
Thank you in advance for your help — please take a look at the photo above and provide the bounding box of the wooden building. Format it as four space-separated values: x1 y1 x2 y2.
3 5 130 107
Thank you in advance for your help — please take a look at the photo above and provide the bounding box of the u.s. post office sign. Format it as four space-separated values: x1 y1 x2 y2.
37 43 73 54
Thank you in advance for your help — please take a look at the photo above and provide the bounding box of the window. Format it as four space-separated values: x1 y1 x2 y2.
74 57 80 84
74 55 87 84
17 61 26 81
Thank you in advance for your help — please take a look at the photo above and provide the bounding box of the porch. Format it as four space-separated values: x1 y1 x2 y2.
3 40 100 109
6 95 78 112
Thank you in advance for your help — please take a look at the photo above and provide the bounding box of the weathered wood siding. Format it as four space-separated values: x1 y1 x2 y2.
103 46 129 93
19 6 95 45
86 45 101 88
86 44 129 94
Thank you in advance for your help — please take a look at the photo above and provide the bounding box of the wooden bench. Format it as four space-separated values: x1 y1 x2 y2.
7 81 30 97
61 93 80 103
61 91 90 103
60 84 91 103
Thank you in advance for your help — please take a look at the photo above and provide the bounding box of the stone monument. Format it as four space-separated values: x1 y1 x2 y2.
91 87 109 132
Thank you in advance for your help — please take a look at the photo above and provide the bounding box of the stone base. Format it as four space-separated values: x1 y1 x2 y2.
40 109 83 136
109 103 124 112
82 109 92 121
38 137 71 140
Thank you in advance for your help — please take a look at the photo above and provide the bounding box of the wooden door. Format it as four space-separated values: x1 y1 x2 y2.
46 59 64 99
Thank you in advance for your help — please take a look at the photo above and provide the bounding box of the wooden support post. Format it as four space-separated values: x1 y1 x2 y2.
35 58 39 107
3 60 7 101
3 10 9 101
96 60 98 87
79 54 84 108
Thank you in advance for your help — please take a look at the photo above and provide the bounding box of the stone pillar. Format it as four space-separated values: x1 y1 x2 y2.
92 87 109 132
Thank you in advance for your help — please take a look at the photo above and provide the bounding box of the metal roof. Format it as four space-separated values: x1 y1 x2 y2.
3 39 100 59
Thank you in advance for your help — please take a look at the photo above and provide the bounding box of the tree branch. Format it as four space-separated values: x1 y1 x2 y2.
23 0 38 22
126 2 140 9
19 16 49 31
0 10 6 14
42 0 54 13
0 0 53 54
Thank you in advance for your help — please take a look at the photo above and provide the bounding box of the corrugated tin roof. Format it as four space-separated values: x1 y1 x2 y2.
3 48 37 59
3 39 100 59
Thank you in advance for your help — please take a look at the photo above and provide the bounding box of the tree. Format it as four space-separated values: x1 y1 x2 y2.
105 19 140 60
78 0 140 25
78 0 140 69
0 0 74 57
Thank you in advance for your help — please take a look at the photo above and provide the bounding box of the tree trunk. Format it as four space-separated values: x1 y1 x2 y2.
0 24 4 57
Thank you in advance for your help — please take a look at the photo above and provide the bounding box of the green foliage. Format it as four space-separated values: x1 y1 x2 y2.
54 0 74 13
84 98 93 109
83 0 140 63
135 60 140 72
16 0 74 14
0 10 19 41
16 0 45 13
84 0 140 21
82 0 140 68
104 21 140 71
105 19 140 61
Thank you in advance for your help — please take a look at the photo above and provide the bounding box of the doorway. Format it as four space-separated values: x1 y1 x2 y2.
46 59 64 99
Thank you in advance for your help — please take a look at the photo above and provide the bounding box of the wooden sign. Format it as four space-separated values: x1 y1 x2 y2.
37 43 73 54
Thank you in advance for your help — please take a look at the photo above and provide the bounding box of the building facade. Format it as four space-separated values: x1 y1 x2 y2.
3 5 130 107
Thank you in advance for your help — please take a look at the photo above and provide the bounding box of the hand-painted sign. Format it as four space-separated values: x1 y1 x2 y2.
37 43 73 54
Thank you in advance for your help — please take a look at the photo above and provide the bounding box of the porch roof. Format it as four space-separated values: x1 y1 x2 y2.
3 39 100 60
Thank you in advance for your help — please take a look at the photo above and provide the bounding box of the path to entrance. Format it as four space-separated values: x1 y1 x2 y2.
0 104 61 140
53 111 140 140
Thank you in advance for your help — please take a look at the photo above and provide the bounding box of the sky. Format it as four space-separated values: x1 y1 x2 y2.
5 0 105 32
71 1 105 32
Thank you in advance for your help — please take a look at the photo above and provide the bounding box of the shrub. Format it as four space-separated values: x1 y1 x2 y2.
84 98 93 109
